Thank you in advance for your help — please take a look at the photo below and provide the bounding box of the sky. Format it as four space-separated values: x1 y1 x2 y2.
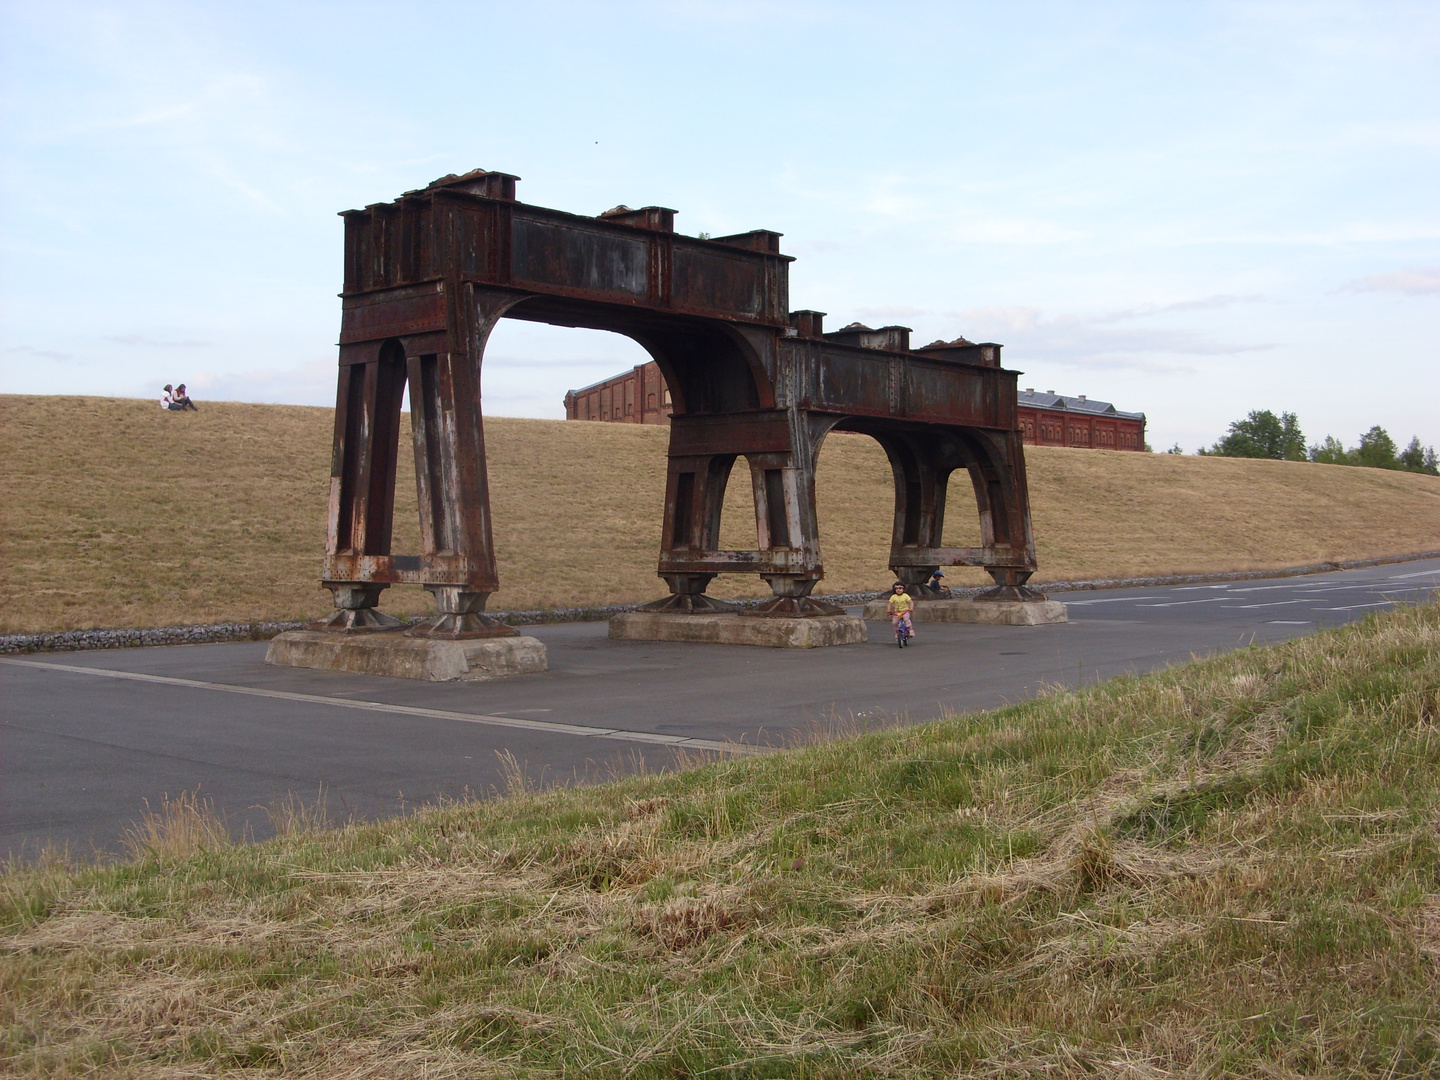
1 0 1436 454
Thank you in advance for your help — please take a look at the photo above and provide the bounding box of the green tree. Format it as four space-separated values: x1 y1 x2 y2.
1308 435 1349 465
1208 410 1306 460
1354 425 1399 469
1398 436 1440 476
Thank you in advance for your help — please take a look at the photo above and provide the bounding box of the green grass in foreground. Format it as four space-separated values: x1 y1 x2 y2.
4 606 1439 1078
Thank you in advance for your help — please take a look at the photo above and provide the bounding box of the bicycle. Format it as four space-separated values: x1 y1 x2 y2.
893 614 912 648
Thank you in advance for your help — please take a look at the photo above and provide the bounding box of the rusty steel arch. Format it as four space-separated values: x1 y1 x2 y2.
315 169 1046 638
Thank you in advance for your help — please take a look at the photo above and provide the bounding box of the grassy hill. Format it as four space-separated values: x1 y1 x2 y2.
3 394 1439 633
4 602 1438 1077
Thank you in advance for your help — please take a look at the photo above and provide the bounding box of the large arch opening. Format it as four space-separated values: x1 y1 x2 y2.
381 314 667 613
481 319 655 420
497 295 770 417
462 296 777 609
373 294 781 615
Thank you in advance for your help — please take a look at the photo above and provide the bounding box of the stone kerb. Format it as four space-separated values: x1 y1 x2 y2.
609 612 867 648
862 599 1068 626
265 631 547 681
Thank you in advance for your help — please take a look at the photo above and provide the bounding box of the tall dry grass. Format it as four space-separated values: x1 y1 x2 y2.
117 789 232 861
3 394 1438 632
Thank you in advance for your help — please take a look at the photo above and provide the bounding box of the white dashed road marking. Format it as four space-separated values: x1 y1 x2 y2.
0 658 765 756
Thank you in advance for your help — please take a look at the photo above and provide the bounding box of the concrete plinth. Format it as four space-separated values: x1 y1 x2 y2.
265 630 547 681
862 599 1068 625
609 611 866 648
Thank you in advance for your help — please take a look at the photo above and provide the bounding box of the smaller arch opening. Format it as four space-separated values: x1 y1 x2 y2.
811 428 898 595
939 468 990 587
714 455 774 601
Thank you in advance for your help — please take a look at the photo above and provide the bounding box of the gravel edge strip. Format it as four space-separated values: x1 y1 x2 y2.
5 549 1438 655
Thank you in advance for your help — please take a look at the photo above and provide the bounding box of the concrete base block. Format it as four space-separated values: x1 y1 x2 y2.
862 599 1068 625
265 630 547 681
609 611 867 648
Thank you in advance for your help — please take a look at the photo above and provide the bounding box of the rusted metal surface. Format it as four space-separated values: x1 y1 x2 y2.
565 362 1148 455
314 169 1046 636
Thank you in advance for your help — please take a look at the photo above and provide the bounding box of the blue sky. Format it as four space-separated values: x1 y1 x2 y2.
2 0 1436 453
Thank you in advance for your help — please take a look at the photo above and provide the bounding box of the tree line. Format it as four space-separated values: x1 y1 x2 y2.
1176 410 1439 475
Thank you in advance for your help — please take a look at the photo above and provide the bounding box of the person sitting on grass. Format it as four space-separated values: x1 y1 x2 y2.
888 582 915 640
173 383 198 411
160 384 184 411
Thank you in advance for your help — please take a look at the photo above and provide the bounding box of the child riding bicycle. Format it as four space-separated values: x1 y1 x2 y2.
887 582 915 642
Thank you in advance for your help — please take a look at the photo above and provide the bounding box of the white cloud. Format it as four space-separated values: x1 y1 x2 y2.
106 335 212 348
6 344 75 362
187 357 337 407
948 218 1088 246
854 305 931 321
776 167 1088 245
1343 266 1440 295
1089 295 1267 323
954 305 1274 372
1179 223 1440 247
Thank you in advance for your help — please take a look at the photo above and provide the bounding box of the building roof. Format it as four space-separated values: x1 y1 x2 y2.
1018 388 1144 421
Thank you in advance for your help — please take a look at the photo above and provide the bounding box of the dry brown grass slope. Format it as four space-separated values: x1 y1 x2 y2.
3 394 1438 633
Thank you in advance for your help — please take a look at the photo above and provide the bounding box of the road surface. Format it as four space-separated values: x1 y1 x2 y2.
3 558 1435 857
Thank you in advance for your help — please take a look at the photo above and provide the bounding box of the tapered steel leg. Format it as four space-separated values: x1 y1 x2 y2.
403 347 517 639
312 349 408 631
641 453 737 613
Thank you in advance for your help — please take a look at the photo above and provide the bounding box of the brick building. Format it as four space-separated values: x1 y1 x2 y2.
564 361 673 424
564 357 1146 451
1016 388 1146 450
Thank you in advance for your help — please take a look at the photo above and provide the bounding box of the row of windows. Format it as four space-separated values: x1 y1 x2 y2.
1018 415 1143 450
574 383 672 421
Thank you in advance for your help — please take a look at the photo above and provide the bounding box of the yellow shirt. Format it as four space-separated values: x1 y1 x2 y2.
887 592 914 615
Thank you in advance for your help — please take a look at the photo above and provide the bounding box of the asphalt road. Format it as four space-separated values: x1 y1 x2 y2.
4 558 1437 858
